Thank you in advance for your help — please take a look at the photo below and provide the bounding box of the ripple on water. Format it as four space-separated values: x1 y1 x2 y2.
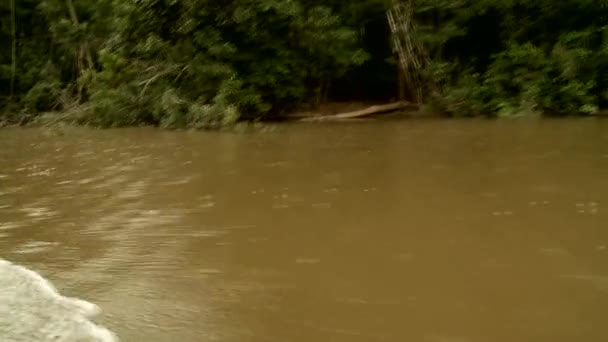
538 247 570 257
0 222 22 231
14 241 60 255
295 258 321 264
27 168 55 177
187 230 226 238
575 201 601 215
0 187 24 196
311 202 332 209
560 274 608 291
491 211 514 216
0 259 118 342
20 207 58 219
425 334 472 342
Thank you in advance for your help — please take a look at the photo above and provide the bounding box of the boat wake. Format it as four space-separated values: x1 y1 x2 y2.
0 259 118 341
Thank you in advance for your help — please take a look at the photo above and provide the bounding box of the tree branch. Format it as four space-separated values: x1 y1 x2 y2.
10 0 16 99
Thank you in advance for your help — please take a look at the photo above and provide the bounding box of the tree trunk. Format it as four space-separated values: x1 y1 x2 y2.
398 68 406 101
315 78 331 108
387 0 441 104
65 0 93 103
66 0 94 69
9 0 16 99
322 78 331 105
300 101 415 121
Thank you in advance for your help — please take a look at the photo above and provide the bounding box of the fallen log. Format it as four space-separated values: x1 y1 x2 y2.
300 101 415 122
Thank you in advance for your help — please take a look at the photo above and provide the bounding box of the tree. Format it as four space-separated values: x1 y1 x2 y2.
1 0 606 125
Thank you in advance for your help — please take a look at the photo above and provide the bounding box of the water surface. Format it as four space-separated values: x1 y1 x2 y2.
2 120 608 341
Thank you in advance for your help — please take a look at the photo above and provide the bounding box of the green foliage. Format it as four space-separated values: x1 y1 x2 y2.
422 0 607 117
1 0 607 125
1 0 371 127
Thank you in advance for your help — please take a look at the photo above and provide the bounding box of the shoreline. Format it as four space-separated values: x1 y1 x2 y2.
2 104 607 131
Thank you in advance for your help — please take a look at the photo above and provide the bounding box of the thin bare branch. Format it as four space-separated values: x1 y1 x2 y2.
10 0 16 99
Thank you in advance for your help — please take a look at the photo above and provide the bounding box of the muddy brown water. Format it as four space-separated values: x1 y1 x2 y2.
2 120 608 341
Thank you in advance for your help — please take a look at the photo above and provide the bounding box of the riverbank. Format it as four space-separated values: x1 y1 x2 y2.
0 101 422 129
2 101 608 131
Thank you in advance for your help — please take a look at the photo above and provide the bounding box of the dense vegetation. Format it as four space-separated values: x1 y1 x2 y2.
1 0 607 128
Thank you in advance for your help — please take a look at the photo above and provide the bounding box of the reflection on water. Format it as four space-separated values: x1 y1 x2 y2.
1 120 608 341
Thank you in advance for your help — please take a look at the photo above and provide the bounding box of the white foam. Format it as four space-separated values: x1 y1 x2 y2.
0 259 118 342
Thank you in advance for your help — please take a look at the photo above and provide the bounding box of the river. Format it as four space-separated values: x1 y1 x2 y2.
1 119 608 341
